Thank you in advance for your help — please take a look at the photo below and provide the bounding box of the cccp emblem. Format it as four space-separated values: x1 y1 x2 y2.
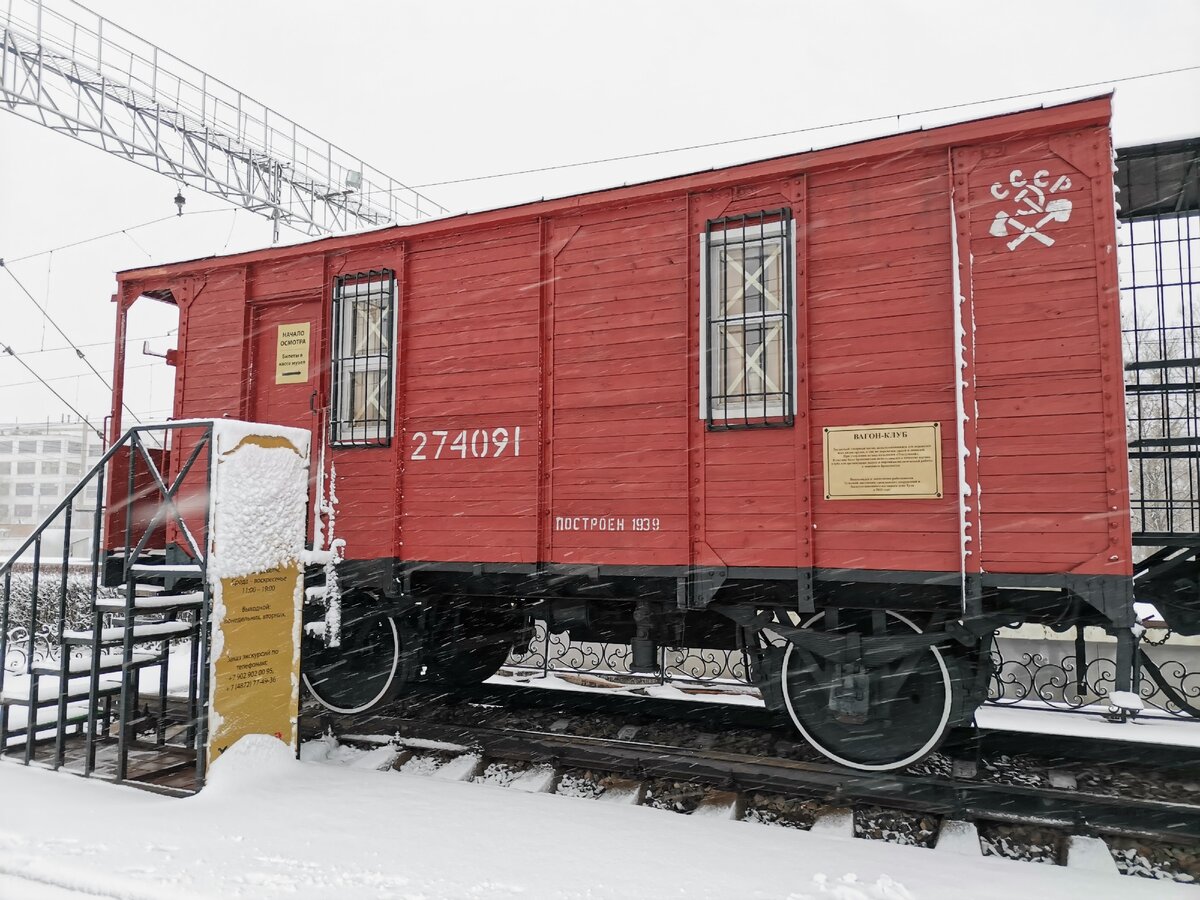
988 168 1073 251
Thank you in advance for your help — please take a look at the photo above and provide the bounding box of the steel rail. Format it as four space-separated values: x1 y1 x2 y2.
313 709 1200 844
376 679 1200 770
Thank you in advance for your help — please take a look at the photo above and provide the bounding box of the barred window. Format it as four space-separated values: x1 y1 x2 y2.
43 440 61 454
42 461 59 475
15 483 33 496
330 269 395 447
701 210 795 429
66 462 81 476
67 441 81 454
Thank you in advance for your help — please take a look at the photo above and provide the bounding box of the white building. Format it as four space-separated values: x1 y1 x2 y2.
0 419 104 560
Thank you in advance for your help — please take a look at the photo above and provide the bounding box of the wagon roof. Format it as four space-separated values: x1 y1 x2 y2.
116 94 1113 286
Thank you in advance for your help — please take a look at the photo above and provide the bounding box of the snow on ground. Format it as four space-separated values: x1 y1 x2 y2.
499 669 1200 747
0 735 1192 900
977 704 1200 748
491 669 768 706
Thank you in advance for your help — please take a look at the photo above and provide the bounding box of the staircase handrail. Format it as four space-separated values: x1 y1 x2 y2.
0 421 214 575
0 431 126 577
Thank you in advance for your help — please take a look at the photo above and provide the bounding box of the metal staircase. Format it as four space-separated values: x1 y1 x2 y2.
0 422 214 790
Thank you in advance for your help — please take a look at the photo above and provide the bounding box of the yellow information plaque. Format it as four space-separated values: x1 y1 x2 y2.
275 323 310 385
208 563 302 763
204 423 310 773
823 422 943 500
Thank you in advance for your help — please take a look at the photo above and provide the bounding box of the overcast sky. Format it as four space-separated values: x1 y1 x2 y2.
1 0 1198 428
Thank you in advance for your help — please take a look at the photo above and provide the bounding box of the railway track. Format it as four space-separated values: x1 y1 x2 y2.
303 682 1200 882
437 674 1200 771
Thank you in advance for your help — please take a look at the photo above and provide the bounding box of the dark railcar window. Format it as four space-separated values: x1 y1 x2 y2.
702 209 795 429
330 269 395 447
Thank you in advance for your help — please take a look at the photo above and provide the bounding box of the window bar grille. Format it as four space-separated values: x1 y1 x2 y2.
330 269 394 447
783 206 796 427
384 271 395 452
740 216 749 428
1121 145 1200 548
705 209 794 430
704 232 714 432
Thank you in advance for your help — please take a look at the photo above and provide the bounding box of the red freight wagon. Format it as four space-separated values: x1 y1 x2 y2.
108 96 1132 770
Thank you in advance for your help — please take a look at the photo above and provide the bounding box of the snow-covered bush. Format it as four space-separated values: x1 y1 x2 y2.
3 571 119 635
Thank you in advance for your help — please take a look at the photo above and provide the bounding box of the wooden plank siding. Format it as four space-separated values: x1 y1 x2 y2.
400 224 541 564
113 97 1130 583
957 128 1130 579
549 199 691 565
805 145 961 573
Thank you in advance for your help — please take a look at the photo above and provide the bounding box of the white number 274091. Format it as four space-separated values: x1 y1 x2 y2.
410 426 522 461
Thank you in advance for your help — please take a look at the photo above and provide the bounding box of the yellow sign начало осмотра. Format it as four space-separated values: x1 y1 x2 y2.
275 323 310 385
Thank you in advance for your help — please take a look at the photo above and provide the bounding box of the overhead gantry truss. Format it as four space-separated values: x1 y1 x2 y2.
0 0 447 238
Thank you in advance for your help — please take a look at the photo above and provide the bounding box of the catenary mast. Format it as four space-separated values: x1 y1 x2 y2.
0 0 446 240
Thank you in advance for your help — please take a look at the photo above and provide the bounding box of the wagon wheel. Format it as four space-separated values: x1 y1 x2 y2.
424 640 514 687
423 603 523 688
780 610 966 771
303 612 416 714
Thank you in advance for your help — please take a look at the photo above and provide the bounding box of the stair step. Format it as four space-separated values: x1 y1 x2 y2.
95 591 204 612
0 672 122 705
129 563 202 576
30 649 162 676
62 621 193 647
2 701 92 738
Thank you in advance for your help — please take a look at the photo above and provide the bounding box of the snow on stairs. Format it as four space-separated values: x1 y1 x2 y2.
0 422 217 789
0 584 201 768
93 590 205 612
62 620 194 647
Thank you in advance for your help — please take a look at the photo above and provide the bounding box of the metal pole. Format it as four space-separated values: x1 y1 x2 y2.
194 423 214 790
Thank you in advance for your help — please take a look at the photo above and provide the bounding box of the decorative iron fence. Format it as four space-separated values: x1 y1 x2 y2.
10 611 1194 719
989 624 1200 718
505 620 752 688
502 620 1200 720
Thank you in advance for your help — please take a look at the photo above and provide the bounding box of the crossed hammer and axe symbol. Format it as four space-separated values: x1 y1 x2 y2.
988 169 1073 251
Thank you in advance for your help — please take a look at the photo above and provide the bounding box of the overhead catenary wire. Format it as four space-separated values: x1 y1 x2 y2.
0 342 103 440
0 263 143 425
2 207 237 266
359 62 1200 195
0 65 1192 256
0 206 238 433
0 360 164 390
3 65 1189 255
11 332 175 358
